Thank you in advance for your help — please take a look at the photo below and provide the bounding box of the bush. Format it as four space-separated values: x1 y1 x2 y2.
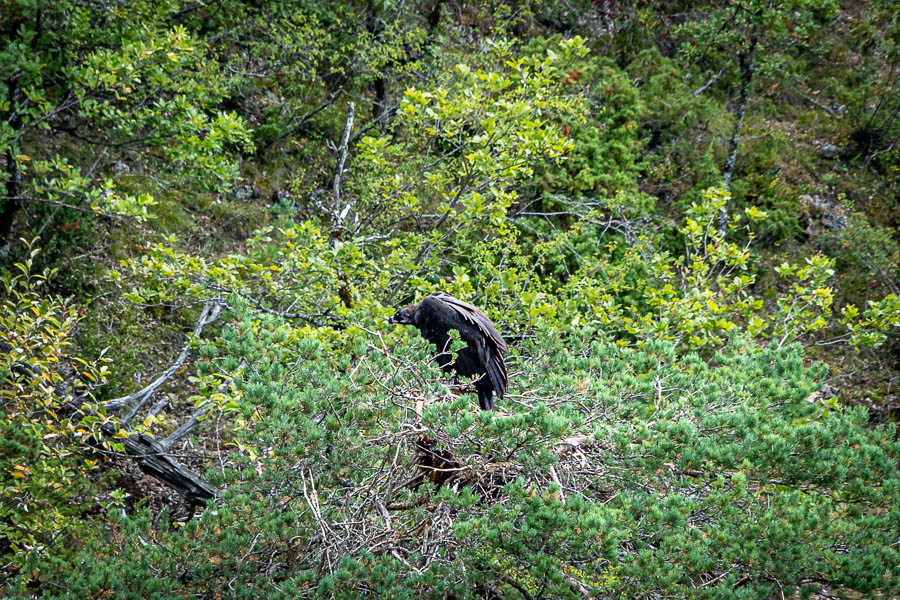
0 246 111 577
9 318 897 598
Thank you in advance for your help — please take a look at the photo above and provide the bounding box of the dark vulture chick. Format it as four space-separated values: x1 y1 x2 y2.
389 292 508 410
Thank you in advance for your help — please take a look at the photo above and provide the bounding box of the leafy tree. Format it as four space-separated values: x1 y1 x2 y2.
0 0 252 259
2 3 899 598
653 0 840 228
0 245 111 572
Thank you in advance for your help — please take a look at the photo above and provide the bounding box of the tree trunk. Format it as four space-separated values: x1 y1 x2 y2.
0 81 22 260
718 26 759 234
426 0 445 36
367 1 389 130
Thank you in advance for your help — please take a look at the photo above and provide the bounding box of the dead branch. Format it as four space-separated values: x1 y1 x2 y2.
693 66 726 96
100 423 218 505
224 291 342 328
158 366 243 452
147 398 168 418
332 101 356 237
719 26 758 233
105 302 222 414
157 404 207 452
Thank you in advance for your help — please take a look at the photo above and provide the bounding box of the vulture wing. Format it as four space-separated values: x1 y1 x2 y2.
427 292 508 398
428 292 508 353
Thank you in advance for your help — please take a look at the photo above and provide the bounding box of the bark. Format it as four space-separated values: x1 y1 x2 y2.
718 26 759 234
100 423 218 505
0 82 22 259
331 101 356 239
367 1 389 130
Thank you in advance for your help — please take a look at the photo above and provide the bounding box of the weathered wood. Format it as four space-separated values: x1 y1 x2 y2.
102 423 218 505
718 25 759 234
331 101 356 237
105 302 221 414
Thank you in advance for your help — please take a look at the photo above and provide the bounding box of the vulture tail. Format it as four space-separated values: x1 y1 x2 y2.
484 349 507 400
477 387 495 411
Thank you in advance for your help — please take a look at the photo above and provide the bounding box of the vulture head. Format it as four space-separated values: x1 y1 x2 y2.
388 306 415 325
388 291 508 410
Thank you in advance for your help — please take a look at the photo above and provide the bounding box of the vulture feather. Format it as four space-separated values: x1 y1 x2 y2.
389 292 508 410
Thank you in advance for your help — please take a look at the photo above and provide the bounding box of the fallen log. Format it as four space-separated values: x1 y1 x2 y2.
101 422 218 506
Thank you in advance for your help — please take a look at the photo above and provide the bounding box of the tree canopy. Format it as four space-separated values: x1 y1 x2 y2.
1 1 898 598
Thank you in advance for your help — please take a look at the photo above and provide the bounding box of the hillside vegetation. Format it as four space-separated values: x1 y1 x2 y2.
2 1 899 598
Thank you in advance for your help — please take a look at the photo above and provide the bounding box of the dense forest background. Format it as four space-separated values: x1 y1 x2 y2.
2 1 899 597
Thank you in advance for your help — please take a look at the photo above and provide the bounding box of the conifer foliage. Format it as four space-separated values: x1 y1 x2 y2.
1 1 899 598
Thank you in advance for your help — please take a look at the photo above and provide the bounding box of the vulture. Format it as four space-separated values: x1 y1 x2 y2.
389 292 508 410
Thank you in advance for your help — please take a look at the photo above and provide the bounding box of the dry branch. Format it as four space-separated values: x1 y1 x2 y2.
96 302 224 504
332 101 356 236
105 302 221 414
100 423 218 505
157 404 207 452
693 67 726 96
718 26 758 233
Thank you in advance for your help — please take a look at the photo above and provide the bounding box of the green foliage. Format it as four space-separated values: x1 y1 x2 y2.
626 47 727 200
674 0 840 78
354 37 585 256
3 2 900 597
0 245 110 573
512 187 897 352
10 324 898 598
0 0 253 270
829 211 900 298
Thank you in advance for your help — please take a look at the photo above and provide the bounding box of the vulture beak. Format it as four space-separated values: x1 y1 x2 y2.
388 315 397 324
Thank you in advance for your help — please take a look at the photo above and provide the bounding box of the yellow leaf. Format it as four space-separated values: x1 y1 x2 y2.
31 306 41 317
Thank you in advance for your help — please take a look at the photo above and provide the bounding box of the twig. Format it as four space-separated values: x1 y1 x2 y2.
276 91 342 141
693 66 726 96
225 291 342 328
548 465 565 503
499 575 535 600
800 92 839 115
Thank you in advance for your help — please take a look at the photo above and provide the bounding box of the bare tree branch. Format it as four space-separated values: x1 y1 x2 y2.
158 366 243 452
99 424 219 505
147 398 169 418
332 101 356 237
719 26 758 233
105 302 222 413
693 66 726 96
218 289 343 328
158 404 207 452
